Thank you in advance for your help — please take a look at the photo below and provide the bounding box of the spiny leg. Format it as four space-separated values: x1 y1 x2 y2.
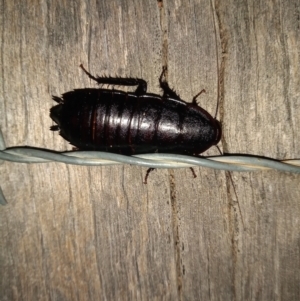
192 89 206 105
159 66 181 100
79 64 147 95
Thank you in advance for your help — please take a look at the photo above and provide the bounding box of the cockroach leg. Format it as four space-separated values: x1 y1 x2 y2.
189 167 197 178
80 64 147 96
159 66 181 100
192 89 206 105
144 168 155 184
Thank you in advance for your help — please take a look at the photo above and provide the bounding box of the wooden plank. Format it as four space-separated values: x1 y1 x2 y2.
1 0 300 300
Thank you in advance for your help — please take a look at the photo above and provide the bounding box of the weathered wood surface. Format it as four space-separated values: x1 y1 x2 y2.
1 0 300 300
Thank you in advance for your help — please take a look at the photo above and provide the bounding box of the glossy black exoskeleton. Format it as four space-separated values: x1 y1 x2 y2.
50 65 221 157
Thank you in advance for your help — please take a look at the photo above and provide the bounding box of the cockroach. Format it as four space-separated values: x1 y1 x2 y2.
50 65 221 182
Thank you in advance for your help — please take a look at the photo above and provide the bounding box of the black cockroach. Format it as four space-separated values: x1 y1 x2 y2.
50 65 221 182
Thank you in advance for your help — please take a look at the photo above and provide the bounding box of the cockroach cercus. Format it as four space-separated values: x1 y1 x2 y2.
50 65 221 183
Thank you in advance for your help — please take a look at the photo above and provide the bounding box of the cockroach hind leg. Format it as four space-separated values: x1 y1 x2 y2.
80 64 99 82
80 64 147 95
144 168 155 184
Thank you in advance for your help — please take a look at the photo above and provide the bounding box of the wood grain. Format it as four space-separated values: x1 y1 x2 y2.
1 0 300 300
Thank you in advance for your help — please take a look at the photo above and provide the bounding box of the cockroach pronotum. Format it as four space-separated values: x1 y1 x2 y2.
50 65 222 183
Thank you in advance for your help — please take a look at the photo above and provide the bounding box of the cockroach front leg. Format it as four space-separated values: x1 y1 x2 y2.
159 66 181 100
